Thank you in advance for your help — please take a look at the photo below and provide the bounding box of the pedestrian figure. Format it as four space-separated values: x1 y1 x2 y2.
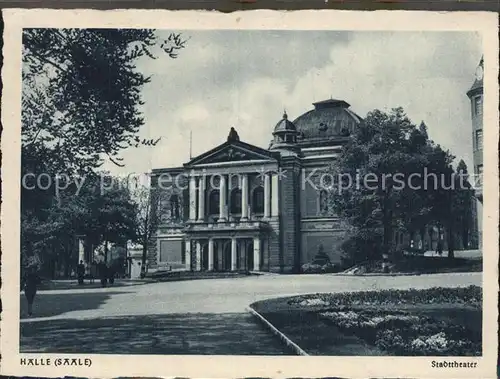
90 260 97 284
77 260 85 285
108 265 115 285
436 239 443 256
99 261 108 287
23 266 40 317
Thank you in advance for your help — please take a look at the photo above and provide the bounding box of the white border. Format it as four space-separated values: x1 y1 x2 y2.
1 9 498 379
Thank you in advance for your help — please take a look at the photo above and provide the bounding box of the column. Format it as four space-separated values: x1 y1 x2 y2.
78 238 85 263
185 239 191 271
231 237 237 271
271 173 279 217
189 175 197 221
197 176 206 222
219 174 228 221
241 174 249 220
253 236 261 271
217 241 223 271
208 238 214 271
195 240 202 271
264 174 271 218
241 241 247 270
262 237 268 271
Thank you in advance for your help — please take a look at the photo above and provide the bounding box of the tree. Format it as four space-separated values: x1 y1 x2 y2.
21 29 187 274
453 160 475 249
75 175 137 263
331 107 458 264
21 174 138 277
331 108 418 262
131 183 164 268
22 29 187 174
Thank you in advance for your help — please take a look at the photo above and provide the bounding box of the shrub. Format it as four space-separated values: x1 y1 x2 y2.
312 244 330 265
340 228 384 267
301 245 341 273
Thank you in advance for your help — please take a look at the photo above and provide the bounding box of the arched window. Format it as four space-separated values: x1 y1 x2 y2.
252 186 265 214
157 195 170 223
319 190 329 215
209 190 220 215
230 188 242 214
170 194 180 220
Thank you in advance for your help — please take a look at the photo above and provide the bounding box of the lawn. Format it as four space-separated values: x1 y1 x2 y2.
250 286 482 356
342 255 482 275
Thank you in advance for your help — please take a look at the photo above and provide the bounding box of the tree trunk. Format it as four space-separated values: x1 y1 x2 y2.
447 191 455 259
462 224 469 249
382 188 393 259
446 226 455 258
64 252 70 278
142 239 148 265
104 240 108 263
51 258 56 279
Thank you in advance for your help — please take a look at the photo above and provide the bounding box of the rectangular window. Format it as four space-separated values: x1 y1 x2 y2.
474 95 483 116
159 239 183 263
475 130 483 151
477 164 483 187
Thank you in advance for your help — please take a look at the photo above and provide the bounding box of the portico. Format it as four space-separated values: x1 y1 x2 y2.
184 234 267 272
179 128 279 272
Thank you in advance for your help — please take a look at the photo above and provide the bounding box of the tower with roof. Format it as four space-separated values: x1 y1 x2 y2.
466 56 483 248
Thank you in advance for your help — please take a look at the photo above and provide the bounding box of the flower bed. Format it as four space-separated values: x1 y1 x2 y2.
288 285 482 309
251 286 482 356
320 310 481 356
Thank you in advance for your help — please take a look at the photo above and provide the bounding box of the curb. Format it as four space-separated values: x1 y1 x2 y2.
334 272 422 277
246 306 309 356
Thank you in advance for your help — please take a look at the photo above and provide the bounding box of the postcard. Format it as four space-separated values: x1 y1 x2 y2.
1 8 498 378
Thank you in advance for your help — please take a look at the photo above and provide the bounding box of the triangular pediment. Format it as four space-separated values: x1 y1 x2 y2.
186 140 277 166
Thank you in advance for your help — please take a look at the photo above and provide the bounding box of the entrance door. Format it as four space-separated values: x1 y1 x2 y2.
202 243 209 271
213 241 219 271
247 240 254 271
223 242 232 271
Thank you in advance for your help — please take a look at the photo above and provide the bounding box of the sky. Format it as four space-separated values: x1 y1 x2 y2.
102 30 482 176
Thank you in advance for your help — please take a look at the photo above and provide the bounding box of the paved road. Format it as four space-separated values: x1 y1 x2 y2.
20 273 481 354
21 313 289 355
21 272 481 321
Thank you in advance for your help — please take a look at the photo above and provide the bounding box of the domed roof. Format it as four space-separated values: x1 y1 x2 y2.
273 111 296 134
292 99 362 144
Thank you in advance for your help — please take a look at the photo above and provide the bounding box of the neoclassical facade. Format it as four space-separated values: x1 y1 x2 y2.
148 99 362 273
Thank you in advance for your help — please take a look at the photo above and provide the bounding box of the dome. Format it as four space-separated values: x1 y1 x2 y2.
269 111 300 153
292 99 362 145
273 111 296 134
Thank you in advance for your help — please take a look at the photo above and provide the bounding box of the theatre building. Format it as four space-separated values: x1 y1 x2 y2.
148 99 362 273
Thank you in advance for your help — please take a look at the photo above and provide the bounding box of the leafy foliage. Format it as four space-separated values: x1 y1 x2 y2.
330 107 476 265
21 174 137 277
21 29 187 276
22 28 187 173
